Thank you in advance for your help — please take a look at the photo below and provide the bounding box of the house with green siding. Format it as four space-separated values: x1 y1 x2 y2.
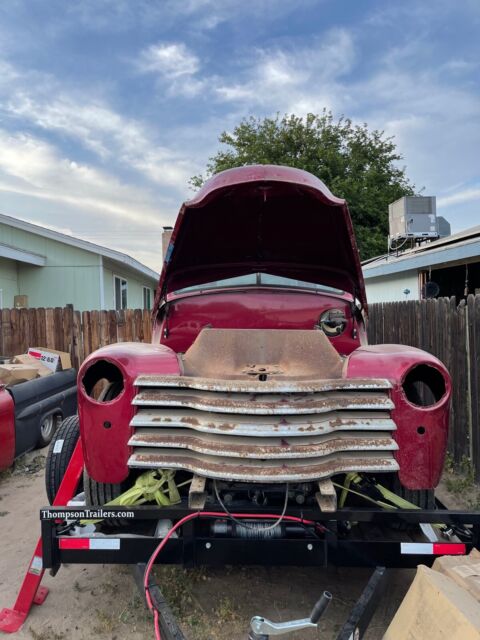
0 213 159 311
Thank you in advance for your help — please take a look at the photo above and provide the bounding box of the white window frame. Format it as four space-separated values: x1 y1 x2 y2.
113 274 128 310
142 286 152 310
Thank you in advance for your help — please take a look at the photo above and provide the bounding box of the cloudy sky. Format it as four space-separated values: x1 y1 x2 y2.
0 0 479 273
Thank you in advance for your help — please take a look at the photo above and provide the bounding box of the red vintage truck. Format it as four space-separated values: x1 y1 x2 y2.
54 164 450 511
2 165 469 638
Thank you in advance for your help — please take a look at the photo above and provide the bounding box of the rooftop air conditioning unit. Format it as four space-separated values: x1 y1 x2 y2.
388 196 438 240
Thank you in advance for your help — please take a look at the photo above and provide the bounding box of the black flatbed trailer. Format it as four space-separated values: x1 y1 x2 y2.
40 501 477 571
36 501 478 639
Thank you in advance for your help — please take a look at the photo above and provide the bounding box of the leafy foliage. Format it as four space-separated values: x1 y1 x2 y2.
191 111 415 260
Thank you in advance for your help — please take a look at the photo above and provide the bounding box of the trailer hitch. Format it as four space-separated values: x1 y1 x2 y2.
249 591 332 639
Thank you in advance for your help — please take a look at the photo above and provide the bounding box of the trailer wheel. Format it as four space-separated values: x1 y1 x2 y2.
84 472 128 526
45 415 81 505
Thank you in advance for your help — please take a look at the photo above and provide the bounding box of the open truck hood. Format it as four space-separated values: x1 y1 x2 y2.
155 165 366 309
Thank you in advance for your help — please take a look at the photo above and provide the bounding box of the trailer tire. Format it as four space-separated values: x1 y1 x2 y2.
45 415 81 505
84 472 128 526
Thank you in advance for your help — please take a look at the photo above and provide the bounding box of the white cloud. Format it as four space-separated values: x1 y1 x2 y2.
215 28 355 109
2 80 193 192
138 42 200 78
437 187 480 208
0 129 164 225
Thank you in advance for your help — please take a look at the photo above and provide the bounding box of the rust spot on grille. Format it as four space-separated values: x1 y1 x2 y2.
179 416 200 426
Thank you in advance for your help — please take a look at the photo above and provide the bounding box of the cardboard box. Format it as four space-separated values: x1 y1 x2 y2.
0 364 38 386
433 550 480 602
12 354 52 377
27 347 72 372
384 565 480 639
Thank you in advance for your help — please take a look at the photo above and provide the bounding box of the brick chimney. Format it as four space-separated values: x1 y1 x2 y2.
162 226 173 262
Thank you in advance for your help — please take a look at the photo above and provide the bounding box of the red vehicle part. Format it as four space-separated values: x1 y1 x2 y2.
0 440 83 633
154 164 367 309
0 387 15 472
346 345 451 489
154 288 365 356
78 342 180 484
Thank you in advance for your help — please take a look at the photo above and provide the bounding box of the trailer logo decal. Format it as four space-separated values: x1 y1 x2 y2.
41 509 135 520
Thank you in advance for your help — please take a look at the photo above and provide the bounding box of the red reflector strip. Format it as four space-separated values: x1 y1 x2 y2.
433 543 466 555
59 538 120 550
401 542 466 555
59 538 89 550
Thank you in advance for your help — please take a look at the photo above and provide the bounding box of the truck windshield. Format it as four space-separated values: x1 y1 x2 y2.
175 273 343 295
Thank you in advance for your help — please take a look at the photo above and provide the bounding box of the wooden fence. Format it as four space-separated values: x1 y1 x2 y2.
368 295 480 475
1 297 479 474
0 307 152 371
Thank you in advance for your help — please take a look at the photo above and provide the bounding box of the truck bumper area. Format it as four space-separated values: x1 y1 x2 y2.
127 375 399 482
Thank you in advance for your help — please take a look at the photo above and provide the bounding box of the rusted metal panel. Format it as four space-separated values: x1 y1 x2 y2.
129 375 397 482
132 389 394 415
130 409 396 437
127 449 399 482
128 428 398 459
134 374 392 394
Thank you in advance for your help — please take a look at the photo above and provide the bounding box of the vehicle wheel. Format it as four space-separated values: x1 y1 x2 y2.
37 413 61 448
84 471 128 526
392 476 435 510
45 415 82 504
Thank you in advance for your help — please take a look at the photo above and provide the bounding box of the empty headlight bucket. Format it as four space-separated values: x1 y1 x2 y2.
402 364 447 407
81 359 124 402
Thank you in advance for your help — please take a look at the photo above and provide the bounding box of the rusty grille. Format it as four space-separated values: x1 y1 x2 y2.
128 376 399 482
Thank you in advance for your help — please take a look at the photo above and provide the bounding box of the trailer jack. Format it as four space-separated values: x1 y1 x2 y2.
249 590 332 639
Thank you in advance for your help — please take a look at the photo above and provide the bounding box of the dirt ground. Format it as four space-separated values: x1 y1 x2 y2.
0 451 415 640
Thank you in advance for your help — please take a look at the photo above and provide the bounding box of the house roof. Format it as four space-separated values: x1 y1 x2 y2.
362 224 480 279
0 212 159 281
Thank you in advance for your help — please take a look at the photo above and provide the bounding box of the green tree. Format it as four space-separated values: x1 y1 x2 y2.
191 111 415 260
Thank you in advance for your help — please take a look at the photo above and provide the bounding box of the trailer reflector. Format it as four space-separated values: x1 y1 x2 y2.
400 542 466 555
59 538 121 550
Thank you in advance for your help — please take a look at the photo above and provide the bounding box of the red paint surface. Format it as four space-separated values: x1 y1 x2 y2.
78 342 180 483
58 538 90 550
346 345 451 489
0 387 15 471
154 164 367 310
154 288 363 355
433 543 466 555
